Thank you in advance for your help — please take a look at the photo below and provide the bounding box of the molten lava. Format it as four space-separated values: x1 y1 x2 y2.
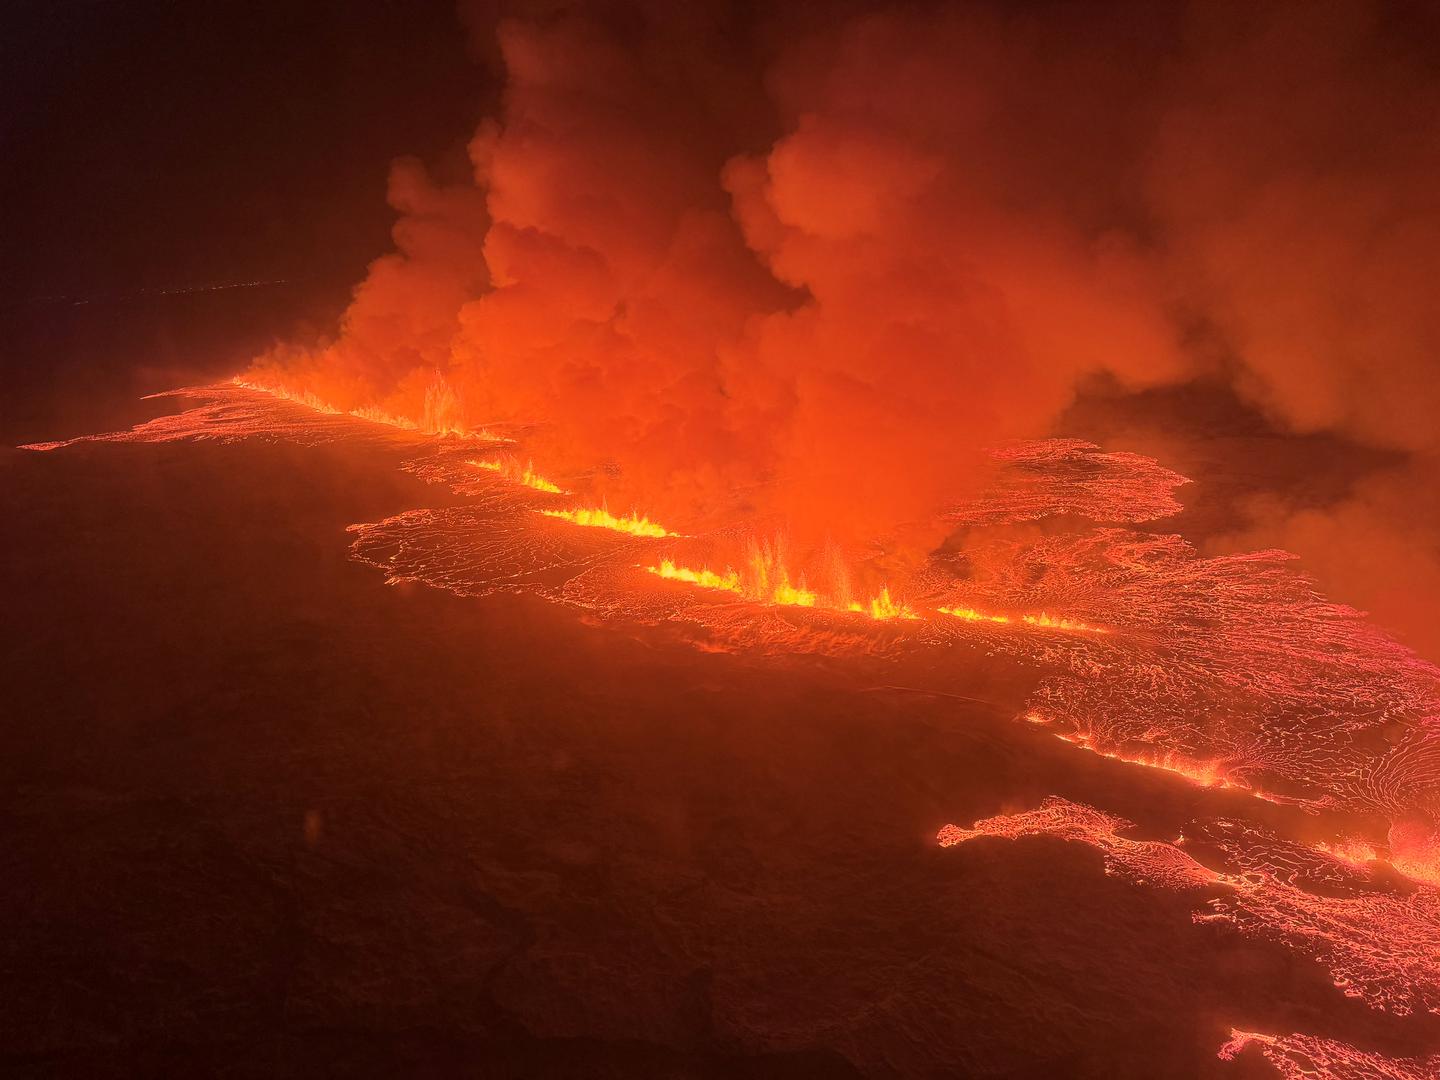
937 605 1107 633
645 560 742 594
1218 1030 1439 1080
1315 839 1384 868
232 376 499 440
744 543 819 607
1019 612 1107 634
938 605 1012 625
540 506 674 538
940 797 1440 1019
646 555 922 622
467 458 566 493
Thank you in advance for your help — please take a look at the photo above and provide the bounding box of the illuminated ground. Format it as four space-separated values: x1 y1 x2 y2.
6 393 1440 1077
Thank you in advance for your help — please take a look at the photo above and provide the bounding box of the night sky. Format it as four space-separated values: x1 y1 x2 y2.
2 0 488 439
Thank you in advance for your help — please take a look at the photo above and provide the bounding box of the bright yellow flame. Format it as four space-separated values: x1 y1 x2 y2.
234 377 508 440
646 560 742 593
849 586 919 621
541 506 673 538
744 544 817 606
1021 612 1108 634
647 557 816 605
939 605 1105 633
1056 730 1229 788
467 458 566 493
519 466 563 493
771 580 818 607
939 605 1012 624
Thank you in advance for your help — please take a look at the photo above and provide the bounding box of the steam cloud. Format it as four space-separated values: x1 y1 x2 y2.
250 0 1440 642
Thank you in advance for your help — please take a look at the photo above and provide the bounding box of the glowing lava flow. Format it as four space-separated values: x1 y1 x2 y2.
230 379 340 414
26 383 1440 1074
24 384 1440 895
1314 839 1384 868
946 439 1190 526
927 527 1440 825
938 606 1012 625
939 797 1440 1018
467 458 566 493
1019 612 1106 634
232 377 504 440
647 557 923 621
18 383 447 451
1218 1030 1440 1080
936 798 1224 890
28 387 1440 842
540 506 674 538
1045 726 1238 791
642 558 822 609
937 605 1107 633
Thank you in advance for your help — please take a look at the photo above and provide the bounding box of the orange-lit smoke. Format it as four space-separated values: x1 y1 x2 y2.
247 1 1440 612
1146 3 1440 661
246 1 1193 579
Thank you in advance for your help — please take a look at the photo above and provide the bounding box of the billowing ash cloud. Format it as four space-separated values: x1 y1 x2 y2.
1145 2 1440 656
249 0 1440 619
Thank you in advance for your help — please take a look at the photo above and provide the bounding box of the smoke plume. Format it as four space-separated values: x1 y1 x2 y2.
250 0 1440 619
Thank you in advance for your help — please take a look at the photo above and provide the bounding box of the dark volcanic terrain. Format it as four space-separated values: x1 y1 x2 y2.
5 397 1435 1078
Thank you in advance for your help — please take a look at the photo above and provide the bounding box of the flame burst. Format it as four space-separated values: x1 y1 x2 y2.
648 555 923 621
540 506 674 538
937 606 1106 633
938 605 1012 625
646 560 742 594
644 557 821 608
1019 612 1106 633
232 376 503 440
467 458 566 493
32 383 1439 840
848 586 919 621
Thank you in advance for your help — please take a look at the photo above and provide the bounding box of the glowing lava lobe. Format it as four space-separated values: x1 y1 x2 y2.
1218 1030 1440 1080
939 797 1440 1017
1020 612 1107 634
744 544 818 607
